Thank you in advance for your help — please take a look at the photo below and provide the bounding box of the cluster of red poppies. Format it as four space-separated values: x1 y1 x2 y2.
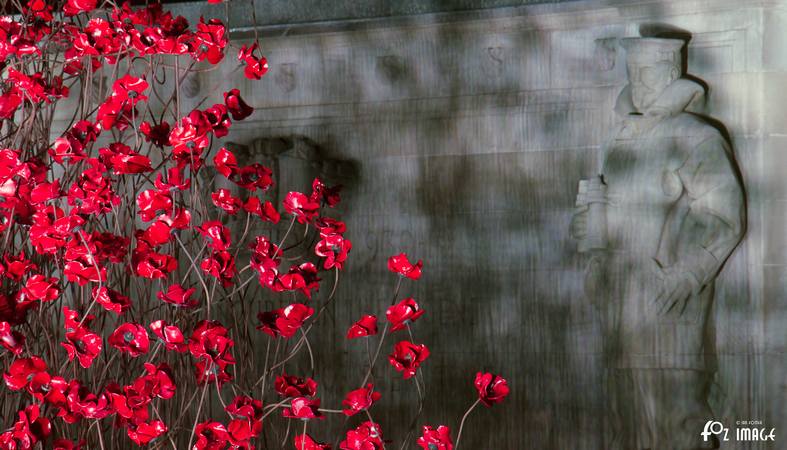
0 1 508 449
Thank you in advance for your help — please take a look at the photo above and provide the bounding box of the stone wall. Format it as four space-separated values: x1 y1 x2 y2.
166 0 786 447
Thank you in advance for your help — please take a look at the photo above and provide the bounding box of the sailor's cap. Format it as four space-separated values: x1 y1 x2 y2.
620 37 683 66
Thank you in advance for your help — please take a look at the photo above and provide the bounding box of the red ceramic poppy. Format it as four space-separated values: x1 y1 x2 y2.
416 426 453 450
388 340 430 380
135 363 176 400
63 0 97 17
283 192 320 224
237 43 269 80
0 321 24 355
387 253 423 280
294 434 331 450
136 189 172 222
21 274 60 303
224 88 254 120
0 404 51 448
189 321 236 385
257 303 314 338
197 220 232 251
110 74 148 107
242 197 281 223
61 307 102 368
282 397 324 420
278 262 321 299
99 142 152 175
339 421 384 450
225 395 263 421
227 417 260 448
213 148 273 191
341 384 381 417
385 297 425 332
200 250 236 287
314 233 352 270
192 18 227 64
126 421 167 446
310 178 342 207
474 372 510 407
193 421 229 450
275 373 318 398
157 284 198 308
108 323 150 357
149 320 188 352
139 121 171 147
92 286 131 315
4 356 47 391
346 315 378 339
132 246 178 279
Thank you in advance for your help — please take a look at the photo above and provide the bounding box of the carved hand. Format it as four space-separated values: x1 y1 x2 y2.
652 261 699 316
569 205 589 241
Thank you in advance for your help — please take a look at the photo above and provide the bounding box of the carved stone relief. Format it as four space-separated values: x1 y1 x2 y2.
570 36 745 449
274 63 297 93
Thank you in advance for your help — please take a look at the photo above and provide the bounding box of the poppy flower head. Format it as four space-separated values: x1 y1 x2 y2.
0 321 24 355
20 274 60 303
387 253 423 280
136 189 172 222
385 297 425 332
61 307 102 368
140 121 171 147
283 192 320 224
339 421 384 450
149 320 188 352
110 75 149 107
388 340 430 380
213 148 273 191
416 425 453 450
474 372 510 407
108 323 150 357
0 404 51 448
192 18 227 64
63 0 98 17
3 356 47 391
278 262 321 299
225 395 263 421
237 43 269 80
243 196 281 223
189 320 236 385
341 384 381 416
126 421 167 446
200 250 236 287
92 286 131 315
346 315 378 340
224 88 253 121
257 303 314 339
314 233 352 270
282 397 324 421
157 284 198 308
196 220 232 251
294 434 331 450
274 373 318 398
310 178 341 208
193 421 229 450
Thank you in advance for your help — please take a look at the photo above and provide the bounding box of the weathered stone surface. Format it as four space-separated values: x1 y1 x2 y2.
160 0 785 448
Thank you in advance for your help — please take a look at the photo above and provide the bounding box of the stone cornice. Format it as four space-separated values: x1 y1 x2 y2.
166 0 779 39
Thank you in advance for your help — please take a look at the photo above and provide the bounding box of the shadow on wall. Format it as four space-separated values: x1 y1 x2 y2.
216 3 759 448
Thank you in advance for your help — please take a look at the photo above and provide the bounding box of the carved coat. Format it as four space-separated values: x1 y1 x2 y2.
587 78 745 370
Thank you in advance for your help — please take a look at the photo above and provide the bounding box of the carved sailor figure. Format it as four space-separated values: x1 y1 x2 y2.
571 37 745 449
